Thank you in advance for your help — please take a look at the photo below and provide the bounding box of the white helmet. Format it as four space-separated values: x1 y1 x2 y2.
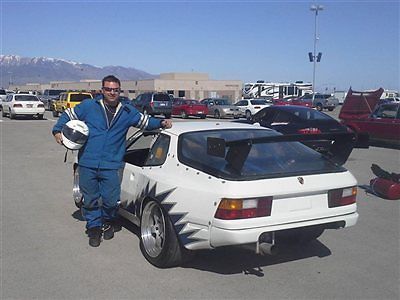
61 120 89 150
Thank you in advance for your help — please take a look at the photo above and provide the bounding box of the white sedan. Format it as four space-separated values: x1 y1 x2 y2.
74 122 359 268
234 98 273 120
1 93 45 119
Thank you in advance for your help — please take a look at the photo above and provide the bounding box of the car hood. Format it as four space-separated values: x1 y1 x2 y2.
339 88 383 120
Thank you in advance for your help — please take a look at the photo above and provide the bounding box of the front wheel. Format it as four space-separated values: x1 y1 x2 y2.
214 110 221 119
245 110 252 120
52 110 59 117
316 104 323 111
180 111 187 119
140 200 185 268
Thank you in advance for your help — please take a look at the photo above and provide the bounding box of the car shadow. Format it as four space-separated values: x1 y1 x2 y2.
119 217 331 275
181 240 331 276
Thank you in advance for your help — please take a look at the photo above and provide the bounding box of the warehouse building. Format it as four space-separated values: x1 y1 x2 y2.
11 72 243 102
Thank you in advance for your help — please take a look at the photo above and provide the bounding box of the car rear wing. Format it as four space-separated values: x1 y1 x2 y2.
207 132 361 169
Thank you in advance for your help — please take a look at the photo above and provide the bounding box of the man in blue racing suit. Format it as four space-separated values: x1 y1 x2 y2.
52 75 172 247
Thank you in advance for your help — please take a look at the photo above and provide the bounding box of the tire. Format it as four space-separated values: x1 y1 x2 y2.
38 114 44 120
200 114 206 119
52 110 59 117
9 109 15 119
276 225 325 244
140 200 185 268
164 113 171 119
245 110 252 120
1 108 6 117
316 103 323 111
180 111 188 119
328 108 334 111
214 110 221 119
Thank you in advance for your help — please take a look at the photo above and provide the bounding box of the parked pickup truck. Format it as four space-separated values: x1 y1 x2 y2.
298 93 339 111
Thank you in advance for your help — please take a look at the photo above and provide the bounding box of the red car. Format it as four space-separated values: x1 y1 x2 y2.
339 88 400 147
273 96 313 108
172 99 208 119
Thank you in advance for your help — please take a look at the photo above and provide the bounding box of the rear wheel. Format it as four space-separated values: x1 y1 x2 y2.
52 110 59 117
316 103 323 111
328 108 334 111
140 200 185 268
200 114 206 119
1 108 6 117
164 113 171 119
9 109 15 119
38 114 44 120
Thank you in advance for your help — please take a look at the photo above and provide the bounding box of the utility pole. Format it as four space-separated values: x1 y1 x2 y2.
309 4 323 100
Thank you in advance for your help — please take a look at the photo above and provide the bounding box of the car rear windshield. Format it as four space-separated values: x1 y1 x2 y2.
290 108 334 121
48 90 66 96
178 129 344 181
214 99 229 105
250 100 268 105
70 94 91 102
15 95 39 101
0 89 6 95
153 94 171 102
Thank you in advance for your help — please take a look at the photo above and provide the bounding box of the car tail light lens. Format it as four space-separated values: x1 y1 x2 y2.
67 102 71 108
150 102 154 107
298 127 322 134
254 106 260 109
328 187 357 208
38 104 44 108
215 197 273 220
13 103 23 108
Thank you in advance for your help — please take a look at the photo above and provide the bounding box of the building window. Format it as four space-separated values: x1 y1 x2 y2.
167 90 174 95
178 90 185 97
128 90 136 93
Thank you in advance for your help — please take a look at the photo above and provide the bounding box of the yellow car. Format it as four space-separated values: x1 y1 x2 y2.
52 92 93 117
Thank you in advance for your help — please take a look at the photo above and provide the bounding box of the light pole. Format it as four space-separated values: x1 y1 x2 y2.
309 4 323 99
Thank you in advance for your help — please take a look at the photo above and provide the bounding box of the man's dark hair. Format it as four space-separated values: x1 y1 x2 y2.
102 75 121 87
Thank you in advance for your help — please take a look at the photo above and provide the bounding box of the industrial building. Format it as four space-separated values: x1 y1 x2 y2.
11 72 243 102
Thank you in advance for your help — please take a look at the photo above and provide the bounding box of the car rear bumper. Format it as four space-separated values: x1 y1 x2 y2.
12 108 45 115
209 211 358 248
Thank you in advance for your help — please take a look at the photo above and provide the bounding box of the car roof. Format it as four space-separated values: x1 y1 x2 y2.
165 121 275 136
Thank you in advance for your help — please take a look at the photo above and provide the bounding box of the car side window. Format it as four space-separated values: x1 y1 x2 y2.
374 105 398 119
144 134 171 166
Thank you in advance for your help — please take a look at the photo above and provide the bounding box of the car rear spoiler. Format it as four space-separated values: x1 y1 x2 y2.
207 132 361 169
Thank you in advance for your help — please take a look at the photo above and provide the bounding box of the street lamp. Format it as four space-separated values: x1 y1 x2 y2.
309 4 324 100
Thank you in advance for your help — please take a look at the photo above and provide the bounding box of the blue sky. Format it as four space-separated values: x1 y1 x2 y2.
2 0 399 92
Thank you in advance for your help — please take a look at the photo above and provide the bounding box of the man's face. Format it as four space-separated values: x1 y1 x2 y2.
102 81 120 105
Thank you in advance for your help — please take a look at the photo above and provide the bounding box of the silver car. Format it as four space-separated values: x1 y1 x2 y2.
201 98 242 119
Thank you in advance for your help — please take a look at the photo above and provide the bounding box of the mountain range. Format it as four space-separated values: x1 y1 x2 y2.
0 55 156 88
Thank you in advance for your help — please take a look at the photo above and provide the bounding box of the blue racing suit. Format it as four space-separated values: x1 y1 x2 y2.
52 96 164 229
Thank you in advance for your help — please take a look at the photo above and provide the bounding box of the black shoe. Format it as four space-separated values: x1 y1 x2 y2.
88 227 102 247
103 222 114 240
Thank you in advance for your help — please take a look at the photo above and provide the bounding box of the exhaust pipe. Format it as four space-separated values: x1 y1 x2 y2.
256 232 277 256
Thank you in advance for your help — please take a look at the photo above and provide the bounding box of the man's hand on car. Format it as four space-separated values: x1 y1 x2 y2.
161 119 173 129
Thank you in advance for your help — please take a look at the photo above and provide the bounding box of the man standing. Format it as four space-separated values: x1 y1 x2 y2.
52 75 172 247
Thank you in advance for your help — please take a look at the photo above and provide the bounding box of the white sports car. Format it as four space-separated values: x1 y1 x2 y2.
74 121 359 268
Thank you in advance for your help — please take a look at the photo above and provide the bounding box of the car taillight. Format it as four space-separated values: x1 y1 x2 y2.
38 104 44 108
150 102 154 107
67 103 71 108
328 187 357 208
13 103 23 108
214 197 273 220
298 128 322 134
254 106 260 109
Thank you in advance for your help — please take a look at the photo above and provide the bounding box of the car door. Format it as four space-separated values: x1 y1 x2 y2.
364 104 400 142
120 131 166 215
2 95 12 112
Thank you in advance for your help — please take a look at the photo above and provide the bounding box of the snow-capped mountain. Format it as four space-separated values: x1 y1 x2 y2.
0 55 156 87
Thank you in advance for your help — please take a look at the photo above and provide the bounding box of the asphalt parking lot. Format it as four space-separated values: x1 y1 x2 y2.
1 110 399 299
